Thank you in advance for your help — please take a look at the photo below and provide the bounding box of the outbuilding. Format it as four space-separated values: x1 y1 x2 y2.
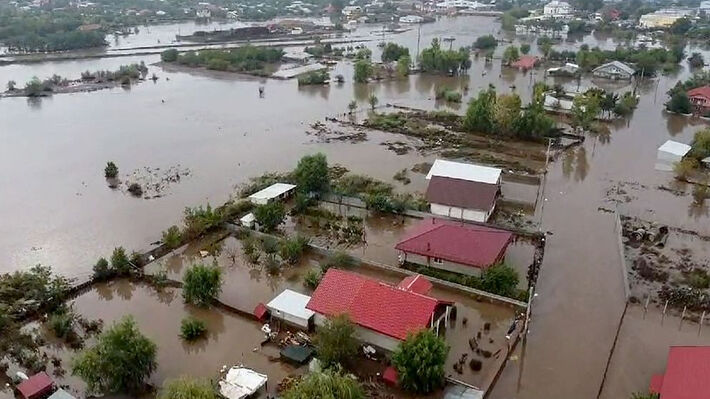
47 389 77 399
248 183 296 205
592 61 635 80
687 85 710 115
16 372 54 399
266 289 315 329
656 140 691 171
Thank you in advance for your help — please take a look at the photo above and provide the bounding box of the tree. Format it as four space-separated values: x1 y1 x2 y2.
24 77 46 97
473 34 498 50
7 80 16 91
397 55 411 77
502 46 520 65
690 129 710 161
179 317 207 341
314 314 358 368
279 235 309 264
104 161 119 178
368 94 379 110
494 93 522 135
539 41 553 59
159 378 215 399
520 43 531 55
571 92 601 131
688 52 705 69
392 329 449 394
480 263 520 297
253 202 286 232
666 91 692 114
161 49 179 62
162 225 182 249
463 87 497 133
381 42 409 62
353 59 373 83
294 153 329 194
72 316 157 394
674 158 699 181
92 257 113 280
110 247 131 276
182 263 222 306
599 92 619 118
348 100 358 114
282 369 364 399
669 17 692 35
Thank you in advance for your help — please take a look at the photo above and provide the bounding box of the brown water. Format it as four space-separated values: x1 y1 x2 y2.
3 14 710 399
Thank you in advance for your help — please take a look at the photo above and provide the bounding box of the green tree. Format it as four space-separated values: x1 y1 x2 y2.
502 45 520 65
392 329 449 393
253 202 286 232
294 153 329 194
104 161 119 178
368 94 379 110
158 377 216 399
161 49 179 62
473 34 498 50
72 316 157 394
397 55 411 77
110 247 131 276
314 314 358 368
539 41 553 58
381 42 409 62
666 91 692 114
24 77 47 97
162 225 182 249
494 93 522 135
690 128 710 161
520 43 531 55
480 263 520 297
571 92 601 131
669 17 692 35
512 101 556 140
179 317 207 341
279 235 309 264
630 392 659 399
182 263 222 307
282 369 364 399
463 87 497 133
353 59 373 83
688 52 705 69
92 257 113 280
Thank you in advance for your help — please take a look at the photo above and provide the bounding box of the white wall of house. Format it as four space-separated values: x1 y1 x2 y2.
268 309 311 329
313 314 404 352
430 203 493 222
403 252 483 277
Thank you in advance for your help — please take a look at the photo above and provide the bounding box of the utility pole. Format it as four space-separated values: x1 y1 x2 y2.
416 22 421 62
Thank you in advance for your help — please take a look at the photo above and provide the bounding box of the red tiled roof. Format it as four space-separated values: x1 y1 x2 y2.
17 372 53 399
512 55 538 70
306 269 439 341
395 218 513 269
425 176 499 211
687 86 710 100
397 275 433 295
253 303 269 321
650 346 710 399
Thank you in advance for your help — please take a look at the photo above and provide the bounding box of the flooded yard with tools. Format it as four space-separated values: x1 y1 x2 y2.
3 12 710 399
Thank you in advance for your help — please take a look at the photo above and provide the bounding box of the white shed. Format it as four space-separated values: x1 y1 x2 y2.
426 159 502 184
219 367 268 399
240 212 255 228
656 140 691 171
266 289 314 329
248 183 297 205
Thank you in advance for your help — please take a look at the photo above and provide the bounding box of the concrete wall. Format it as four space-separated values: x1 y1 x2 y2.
430 203 492 223
313 313 402 352
404 252 483 277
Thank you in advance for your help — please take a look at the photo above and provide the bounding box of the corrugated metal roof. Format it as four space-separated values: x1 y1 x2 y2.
426 159 502 185
593 60 635 75
426 176 499 211
248 183 296 201
658 140 691 157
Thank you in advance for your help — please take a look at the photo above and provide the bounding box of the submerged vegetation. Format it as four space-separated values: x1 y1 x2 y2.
162 47 284 75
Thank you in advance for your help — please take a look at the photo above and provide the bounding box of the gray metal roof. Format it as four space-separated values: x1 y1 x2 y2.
48 389 77 399
593 61 635 75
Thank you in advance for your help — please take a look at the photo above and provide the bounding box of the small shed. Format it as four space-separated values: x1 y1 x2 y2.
656 140 691 171
280 345 315 364
382 366 398 386
240 212 256 228
16 372 53 399
219 367 268 399
266 289 314 329
253 303 269 321
47 389 77 399
248 183 297 205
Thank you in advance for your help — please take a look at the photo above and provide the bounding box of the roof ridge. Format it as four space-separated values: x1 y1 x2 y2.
377 280 438 302
395 223 446 246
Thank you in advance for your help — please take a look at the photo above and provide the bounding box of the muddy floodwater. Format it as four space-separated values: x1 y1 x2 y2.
3 14 710 399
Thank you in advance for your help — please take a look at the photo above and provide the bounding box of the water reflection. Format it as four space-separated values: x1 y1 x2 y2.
562 146 589 181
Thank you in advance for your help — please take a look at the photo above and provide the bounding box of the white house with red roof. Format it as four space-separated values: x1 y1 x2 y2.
687 86 710 115
306 269 452 351
650 346 710 399
395 218 513 277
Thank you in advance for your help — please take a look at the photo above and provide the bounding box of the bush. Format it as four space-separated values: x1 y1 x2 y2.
182 263 222 307
479 263 520 298
381 42 409 62
392 329 448 393
298 70 329 85
158 377 216 399
162 225 182 249
354 59 373 83
264 254 282 275
183 204 222 240
127 183 143 196
279 235 309 264
161 49 179 62
321 250 357 272
666 91 692 114
294 153 330 194
314 314 358 368
282 369 364 399
92 257 113 280
304 269 322 289
674 158 699 180
110 247 131 276
473 35 498 50
180 317 207 341
49 311 74 338
253 202 286 233
104 161 119 178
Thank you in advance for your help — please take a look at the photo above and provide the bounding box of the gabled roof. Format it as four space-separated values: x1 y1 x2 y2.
397 274 433 295
306 269 439 340
593 60 635 75
248 183 296 201
17 372 53 399
512 55 538 70
426 159 502 185
426 176 498 211
395 218 513 269
650 346 710 399
687 85 710 100
266 289 315 320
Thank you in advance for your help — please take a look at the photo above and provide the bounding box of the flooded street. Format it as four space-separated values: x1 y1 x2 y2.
2 14 710 399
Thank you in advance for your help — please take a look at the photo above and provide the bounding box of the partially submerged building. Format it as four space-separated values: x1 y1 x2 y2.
306 269 452 351
546 62 580 76
543 0 572 18
395 218 513 276
247 183 296 205
218 367 268 399
650 346 710 399
16 372 54 399
656 140 691 171
265 289 315 329
425 159 502 223
687 85 710 115
511 55 539 71
592 61 635 80
638 8 693 29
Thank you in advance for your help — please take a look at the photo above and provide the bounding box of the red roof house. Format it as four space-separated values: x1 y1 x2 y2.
397 274 433 295
512 55 538 71
687 86 710 114
650 346 710 399
306 269 447 351
17 372 54 399
395 218 513 276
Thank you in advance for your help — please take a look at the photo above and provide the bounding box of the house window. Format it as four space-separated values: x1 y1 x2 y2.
433 257 444 265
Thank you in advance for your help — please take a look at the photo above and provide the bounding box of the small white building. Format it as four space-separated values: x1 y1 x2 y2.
656 140 691 171
219 367 267 399
266 289 315 329
399 15 425 23
248 183 297 205
543 0 572 17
